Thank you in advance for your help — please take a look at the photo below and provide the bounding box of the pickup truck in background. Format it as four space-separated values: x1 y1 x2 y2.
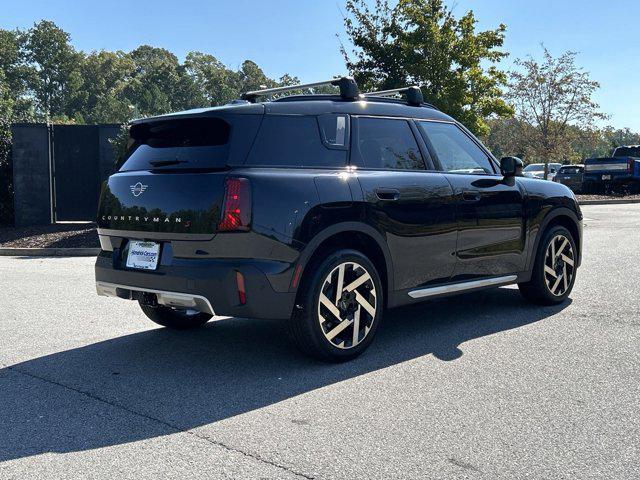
583 145 640 194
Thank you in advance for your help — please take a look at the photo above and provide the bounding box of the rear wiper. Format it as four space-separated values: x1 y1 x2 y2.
149 159 188 167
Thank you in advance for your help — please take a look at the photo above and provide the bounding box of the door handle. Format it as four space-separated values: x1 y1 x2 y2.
375 188 400 201
462 190 481 202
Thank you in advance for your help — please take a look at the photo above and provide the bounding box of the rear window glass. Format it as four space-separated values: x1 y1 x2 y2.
119 117 231 171
245 115 347 167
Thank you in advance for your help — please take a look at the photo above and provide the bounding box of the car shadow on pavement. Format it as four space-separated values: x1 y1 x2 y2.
0 287 570 462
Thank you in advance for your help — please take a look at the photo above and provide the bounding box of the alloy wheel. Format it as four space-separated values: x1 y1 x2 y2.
317 262 377 349
543 234 575 296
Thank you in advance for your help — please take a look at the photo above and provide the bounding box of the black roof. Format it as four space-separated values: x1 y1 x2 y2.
131 95 454 124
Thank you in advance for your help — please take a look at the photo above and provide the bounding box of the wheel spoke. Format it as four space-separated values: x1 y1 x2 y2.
555 238 569 259
325 318 353 341
563 263 568 291
561 254 574 266
544 265 557 277
335 264 345 304
550 273 563 294
320 293 342 320
355 291 376 317
352 306 361 346
343 271 371 293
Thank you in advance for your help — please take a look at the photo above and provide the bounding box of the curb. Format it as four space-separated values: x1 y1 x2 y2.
0 248 100 257
578 199 640 205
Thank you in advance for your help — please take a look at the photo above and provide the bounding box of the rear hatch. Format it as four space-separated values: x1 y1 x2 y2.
97 112 262 237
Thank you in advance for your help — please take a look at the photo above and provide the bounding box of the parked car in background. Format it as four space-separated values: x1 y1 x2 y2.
553 164 584 192
94 78 583 362
523 163 562 181
583 145 640 194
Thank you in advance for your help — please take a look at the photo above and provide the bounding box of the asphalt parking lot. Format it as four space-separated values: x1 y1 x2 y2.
0 204 638 479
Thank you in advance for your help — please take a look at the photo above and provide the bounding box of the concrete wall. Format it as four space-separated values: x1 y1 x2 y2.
11 124 51 227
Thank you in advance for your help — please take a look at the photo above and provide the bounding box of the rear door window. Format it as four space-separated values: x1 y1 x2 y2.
418 121 495 175
352 117 426 170
119 117 231 171
245 115 347 167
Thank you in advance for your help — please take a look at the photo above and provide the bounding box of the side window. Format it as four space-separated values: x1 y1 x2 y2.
245 115 347 167
354 117 426 170
418 121 495 175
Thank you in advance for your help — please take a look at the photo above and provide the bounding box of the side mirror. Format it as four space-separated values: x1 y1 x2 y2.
500 156 523 178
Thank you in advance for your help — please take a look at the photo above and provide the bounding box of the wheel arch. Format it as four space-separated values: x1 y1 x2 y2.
527 207 582 272
293 222 394 304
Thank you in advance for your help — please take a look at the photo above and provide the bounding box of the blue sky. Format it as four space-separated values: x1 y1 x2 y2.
3 0 639 130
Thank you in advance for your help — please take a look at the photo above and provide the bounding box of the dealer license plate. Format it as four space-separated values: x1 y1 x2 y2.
126 240 160 270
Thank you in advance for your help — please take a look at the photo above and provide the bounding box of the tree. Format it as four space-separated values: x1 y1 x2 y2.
185 51 237 106
342 0 513 136
0 28 35 120
69 50 135 123
24 20 83 120
508 47 606 177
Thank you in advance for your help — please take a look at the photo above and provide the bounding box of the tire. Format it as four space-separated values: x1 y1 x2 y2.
518 225 578 305
139 301 212 330
288 249 384 362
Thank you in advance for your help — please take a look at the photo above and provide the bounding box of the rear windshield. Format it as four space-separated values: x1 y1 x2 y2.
559 166 583 174
119 117 231 171
524 164 544 172
613 146 640 158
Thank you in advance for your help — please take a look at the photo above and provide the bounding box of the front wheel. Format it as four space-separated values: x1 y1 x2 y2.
519 225 577 305
288 249 384 362
139 301 212 330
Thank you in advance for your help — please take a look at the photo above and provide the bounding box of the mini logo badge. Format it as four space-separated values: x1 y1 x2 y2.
130 182 148 197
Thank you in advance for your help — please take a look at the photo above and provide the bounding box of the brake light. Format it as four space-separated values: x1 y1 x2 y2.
218 178 251 231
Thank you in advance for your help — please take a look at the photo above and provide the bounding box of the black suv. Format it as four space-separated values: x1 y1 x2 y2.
96 77 582 361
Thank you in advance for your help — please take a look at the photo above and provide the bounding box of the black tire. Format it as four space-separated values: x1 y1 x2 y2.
288 249 384 362
519 225 577 305
139 301 212 330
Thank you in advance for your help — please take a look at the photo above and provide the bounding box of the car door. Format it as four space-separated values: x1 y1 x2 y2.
351 116 457 291
416 120 526 280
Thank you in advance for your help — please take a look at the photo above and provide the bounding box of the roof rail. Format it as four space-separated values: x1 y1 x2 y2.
241 76 359 103
364 86 424 106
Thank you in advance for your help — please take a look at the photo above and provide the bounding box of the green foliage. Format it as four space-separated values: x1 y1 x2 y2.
0 21 298 125
342 0 513 136
24 20 83 120
484 48 615 167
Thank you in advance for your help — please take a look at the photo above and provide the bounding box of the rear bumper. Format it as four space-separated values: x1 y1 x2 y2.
583 173 634 183
95 252 297 320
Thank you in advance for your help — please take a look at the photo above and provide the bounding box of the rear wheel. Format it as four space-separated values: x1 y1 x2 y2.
288 249 383 362
519 225 577 305
139 301 212 330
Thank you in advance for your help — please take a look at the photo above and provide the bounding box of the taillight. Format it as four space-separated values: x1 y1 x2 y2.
218 177 251 231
